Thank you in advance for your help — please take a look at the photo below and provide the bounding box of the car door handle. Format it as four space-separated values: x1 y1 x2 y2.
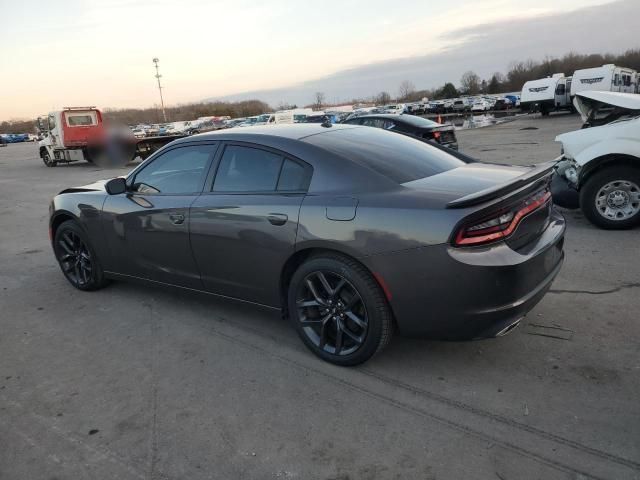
169 213 185 225
267 213 288 226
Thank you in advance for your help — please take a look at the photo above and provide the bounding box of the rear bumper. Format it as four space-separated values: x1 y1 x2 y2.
364 209 565 339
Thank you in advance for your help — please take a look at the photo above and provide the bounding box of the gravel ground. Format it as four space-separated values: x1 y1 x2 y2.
1 114 638 480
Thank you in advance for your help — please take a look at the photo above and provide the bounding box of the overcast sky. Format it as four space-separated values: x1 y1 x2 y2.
0 0 631 119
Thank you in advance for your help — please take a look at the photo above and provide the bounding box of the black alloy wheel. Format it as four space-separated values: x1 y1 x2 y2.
289 254 393 366
54 220 109 291
297 271 368 356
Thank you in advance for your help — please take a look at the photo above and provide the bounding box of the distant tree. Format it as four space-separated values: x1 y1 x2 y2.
480 79 488 93
277 102 297 111
314 92 325 110
398 80 416 101
487 73 503 94
460 70 481 95
376 91 392 104
434 83 458 99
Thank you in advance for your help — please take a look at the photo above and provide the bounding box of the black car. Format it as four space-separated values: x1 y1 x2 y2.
49 124 565 365
342 114 459 150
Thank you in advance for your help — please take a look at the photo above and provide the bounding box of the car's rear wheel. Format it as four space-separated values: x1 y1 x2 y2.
53 220 109 290
580 166 640 229
288 254 393 366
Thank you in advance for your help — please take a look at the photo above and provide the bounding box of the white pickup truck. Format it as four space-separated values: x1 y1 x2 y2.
554 91 640 229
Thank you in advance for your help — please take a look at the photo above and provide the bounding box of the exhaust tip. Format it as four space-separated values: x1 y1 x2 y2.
495 317 524 337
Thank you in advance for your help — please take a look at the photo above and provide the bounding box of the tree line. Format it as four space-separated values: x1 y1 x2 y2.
3 48 640 133
0 100 271 134
314 48 640 106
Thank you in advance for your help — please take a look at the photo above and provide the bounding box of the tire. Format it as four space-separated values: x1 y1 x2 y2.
42 151 57 167
287 253 393 366
53 220 110 291
579 165 640 229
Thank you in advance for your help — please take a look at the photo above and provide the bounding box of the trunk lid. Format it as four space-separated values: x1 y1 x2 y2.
404 162 555 250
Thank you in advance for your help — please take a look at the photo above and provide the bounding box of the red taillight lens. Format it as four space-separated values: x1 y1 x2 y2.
454 191 551 246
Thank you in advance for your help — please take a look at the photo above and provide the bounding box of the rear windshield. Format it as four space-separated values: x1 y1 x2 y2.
304 127 464 183
66 113 96 126
396 115 440 127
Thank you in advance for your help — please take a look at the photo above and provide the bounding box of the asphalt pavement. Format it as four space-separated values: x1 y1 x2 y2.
1 114 638 479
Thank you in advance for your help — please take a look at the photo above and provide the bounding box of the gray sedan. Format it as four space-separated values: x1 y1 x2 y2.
49 124 565 365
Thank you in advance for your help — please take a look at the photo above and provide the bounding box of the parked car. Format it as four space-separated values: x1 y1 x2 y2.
452 99 469 113
381 104 406 114
342 113 458 150
471 100 490 112
49 124 564 365
304 113 342 124
554 91 640 228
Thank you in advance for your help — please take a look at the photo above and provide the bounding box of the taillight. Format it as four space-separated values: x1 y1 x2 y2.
454 191 551 246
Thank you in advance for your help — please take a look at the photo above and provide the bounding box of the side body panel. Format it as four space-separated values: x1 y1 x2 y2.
101 194 203 288
189 193 304 306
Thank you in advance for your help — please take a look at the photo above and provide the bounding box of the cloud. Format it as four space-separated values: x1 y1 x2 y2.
208 0 636 106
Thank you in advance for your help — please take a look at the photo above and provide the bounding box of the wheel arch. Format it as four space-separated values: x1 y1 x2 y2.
39 146 50 157
279 245 394 320
579 153 640 188
50 210 80 240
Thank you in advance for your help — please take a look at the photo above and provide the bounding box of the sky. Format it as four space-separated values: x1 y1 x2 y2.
0 0 628 120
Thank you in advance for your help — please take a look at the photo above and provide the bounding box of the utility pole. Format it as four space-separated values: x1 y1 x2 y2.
152 57 167 122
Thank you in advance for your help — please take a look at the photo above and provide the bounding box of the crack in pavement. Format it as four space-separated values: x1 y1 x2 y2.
549 283 640 295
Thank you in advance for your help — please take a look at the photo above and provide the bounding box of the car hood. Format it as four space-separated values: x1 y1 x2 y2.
59 179 109 195
402 162 531 204
574 91 640 121
555 116 640 165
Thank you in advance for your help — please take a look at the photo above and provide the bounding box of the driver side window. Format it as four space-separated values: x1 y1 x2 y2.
133 144 214 194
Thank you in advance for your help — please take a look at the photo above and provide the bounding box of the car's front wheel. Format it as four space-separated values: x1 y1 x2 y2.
580 165 640 229
53 220 109 291
288 254 393 366
42 151 57 167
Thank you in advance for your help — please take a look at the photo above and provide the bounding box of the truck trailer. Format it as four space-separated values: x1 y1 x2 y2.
37 107 183 167
520 74 572 115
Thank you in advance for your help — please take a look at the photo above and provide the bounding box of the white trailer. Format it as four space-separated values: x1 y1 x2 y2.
520 74 572 115
570 64 637 97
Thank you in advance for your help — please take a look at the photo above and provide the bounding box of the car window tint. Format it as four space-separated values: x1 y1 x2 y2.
213 145 283 192
304 127 464 183
133 145 212 194
277 159 310 191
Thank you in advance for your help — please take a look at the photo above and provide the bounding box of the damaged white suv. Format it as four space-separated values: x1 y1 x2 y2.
555 91 640 229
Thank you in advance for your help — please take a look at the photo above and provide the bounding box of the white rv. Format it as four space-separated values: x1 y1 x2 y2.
520 74 572 115
570 64 637 97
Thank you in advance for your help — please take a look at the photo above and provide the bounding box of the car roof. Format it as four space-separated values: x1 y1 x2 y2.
348 114 406 120
172 123 360 143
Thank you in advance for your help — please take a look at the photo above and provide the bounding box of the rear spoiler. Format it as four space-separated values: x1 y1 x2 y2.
446 160 558 209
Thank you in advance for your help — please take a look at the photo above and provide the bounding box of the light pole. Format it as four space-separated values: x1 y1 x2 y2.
152 57 167 122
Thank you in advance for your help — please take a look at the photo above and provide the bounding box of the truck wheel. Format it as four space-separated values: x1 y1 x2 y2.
42 151 57 167
580 166 640 229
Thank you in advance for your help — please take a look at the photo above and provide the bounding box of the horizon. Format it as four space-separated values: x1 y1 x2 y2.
1 0 634 121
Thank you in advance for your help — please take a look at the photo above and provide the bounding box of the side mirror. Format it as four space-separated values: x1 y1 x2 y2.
105 177 127 195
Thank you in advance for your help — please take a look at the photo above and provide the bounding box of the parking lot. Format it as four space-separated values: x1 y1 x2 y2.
1 114 639 479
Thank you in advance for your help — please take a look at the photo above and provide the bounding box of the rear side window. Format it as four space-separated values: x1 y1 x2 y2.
214 146 282 192
278 159 309 191
304 127 464 183
212 145 312 192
